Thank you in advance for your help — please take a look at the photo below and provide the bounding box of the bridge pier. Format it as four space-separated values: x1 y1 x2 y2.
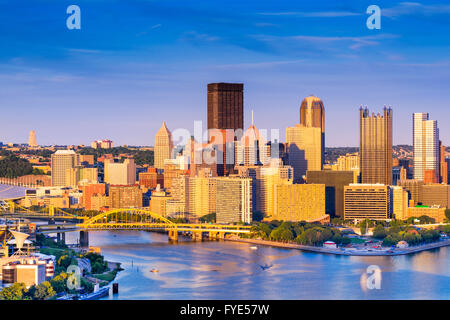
80 231 89 247
192 231 203 242
208 231 218 240
218 232 226 240
56 227 65 244
168 229 178 242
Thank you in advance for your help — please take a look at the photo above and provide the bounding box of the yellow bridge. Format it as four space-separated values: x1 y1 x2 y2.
0 203 251 242
0 200 90 220
75 209 251 241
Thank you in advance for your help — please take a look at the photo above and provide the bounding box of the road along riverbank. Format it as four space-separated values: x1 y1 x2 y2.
228 237 450 256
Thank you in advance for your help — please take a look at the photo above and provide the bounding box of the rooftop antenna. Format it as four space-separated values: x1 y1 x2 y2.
251 109 254 126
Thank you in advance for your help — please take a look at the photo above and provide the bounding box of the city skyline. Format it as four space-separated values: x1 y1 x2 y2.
1 1 450 146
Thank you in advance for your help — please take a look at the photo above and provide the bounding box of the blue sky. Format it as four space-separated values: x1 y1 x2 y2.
0 0 450 147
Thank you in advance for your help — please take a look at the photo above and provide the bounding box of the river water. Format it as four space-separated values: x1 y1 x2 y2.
63 230 450 300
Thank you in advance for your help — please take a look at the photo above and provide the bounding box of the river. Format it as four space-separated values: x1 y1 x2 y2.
63 230 450 300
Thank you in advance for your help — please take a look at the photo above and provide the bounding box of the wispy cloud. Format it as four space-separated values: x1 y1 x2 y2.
213 59 305 70
68 48 102 54
253 34 399 51
136 24 162 37
254 22 278 27
382 2 450 18
180 31 220 43
258 11 362 17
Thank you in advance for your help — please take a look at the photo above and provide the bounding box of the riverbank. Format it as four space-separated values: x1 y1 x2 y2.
228 237 450 256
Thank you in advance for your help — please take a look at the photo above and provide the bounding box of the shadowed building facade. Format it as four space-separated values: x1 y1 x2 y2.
287 124 322 182
306 170 355 217
359 107 393 185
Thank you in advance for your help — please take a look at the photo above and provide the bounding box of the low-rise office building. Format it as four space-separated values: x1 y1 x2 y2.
344 184 391 220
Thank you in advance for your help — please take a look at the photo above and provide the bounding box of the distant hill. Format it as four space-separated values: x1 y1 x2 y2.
324 145 415 163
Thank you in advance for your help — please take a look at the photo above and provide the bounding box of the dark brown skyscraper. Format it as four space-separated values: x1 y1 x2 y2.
359 106 393 185
207 83 243 132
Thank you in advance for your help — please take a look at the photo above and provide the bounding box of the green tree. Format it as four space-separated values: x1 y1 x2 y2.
50 272 68 293
382 235 398 247
57 255 72 269
199 213 216 223
0 283 27 300
33 281 56 300
373 225 387 239
279 228 294 241
0 155 34 178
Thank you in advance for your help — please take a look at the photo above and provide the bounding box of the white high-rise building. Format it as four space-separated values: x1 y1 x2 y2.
216 177 252 224
413 113 439 182
104 159 136 185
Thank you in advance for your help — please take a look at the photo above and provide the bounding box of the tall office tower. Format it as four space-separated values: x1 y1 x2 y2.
28 130 37 147
413 113 439 183
109 185 142 209
300 96 325 165
104 159 136 185
344 184 391 220
207 83 243 133
51 150 77 186
154 122 173 170
207 83 244 175
286 124 322 182
359 107 393 185
216 177 252 224
439 141 448 184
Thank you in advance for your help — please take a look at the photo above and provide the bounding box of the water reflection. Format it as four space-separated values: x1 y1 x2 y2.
63 231 450 300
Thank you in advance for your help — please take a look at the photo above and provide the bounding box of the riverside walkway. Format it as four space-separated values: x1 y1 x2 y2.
229 237 450 256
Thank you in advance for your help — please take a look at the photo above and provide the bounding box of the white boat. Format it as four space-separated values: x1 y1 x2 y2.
250 246 258 250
